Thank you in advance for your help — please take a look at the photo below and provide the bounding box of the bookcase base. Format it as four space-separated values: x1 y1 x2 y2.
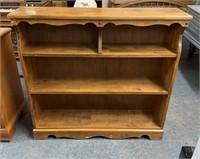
33 128 164 140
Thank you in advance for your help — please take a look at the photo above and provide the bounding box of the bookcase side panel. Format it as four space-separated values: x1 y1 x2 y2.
155 24 185 127
1 31 24 126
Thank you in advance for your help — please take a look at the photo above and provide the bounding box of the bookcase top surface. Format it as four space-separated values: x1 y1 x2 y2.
8 7 192 21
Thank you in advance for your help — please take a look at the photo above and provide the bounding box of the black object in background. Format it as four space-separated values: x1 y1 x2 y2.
179 146 195 159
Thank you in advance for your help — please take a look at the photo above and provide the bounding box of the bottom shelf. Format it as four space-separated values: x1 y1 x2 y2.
34 109 163 140
36 109 160 129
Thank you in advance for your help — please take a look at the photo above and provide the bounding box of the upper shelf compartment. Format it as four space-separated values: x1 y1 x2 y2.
20 23 177 58
19 23 98 55
101 24 178 57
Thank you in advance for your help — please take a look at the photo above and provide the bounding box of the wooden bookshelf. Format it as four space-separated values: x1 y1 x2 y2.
8 7 192 140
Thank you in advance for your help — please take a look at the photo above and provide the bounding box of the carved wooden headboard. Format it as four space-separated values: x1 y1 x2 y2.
110 0 194 11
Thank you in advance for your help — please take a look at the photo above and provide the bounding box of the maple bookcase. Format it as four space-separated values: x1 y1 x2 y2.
8 7 192 140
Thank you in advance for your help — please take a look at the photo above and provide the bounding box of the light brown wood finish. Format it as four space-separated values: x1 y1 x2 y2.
34 129 164 140
0 28 26 141
157 24 185 127
36 109 160 129
8 7 191 20
32 94 163 139
31 94 161 110
29 78 168 95
22 57 165 83
8 7 191 140
22 43 177 58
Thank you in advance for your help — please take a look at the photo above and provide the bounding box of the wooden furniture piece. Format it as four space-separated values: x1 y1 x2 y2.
0 28 26 141
110 0 194 10
8 7 192 140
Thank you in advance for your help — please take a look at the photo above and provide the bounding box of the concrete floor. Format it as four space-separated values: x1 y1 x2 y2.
0 38 199 159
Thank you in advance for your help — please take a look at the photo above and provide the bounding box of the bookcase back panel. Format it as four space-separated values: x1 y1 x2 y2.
23 57 163 80
18 23 98 44
32 94 161 110
102 24 168 44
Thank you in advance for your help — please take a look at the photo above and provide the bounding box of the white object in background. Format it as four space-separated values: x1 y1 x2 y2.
192 137 200 159
74 0 97 8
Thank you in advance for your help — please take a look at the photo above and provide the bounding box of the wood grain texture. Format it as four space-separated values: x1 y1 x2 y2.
8 7 192 27
36 109 160 129
31 94 162 110
22 57 164 80
157 24 185 127
29 78 168 95
8 7 192 21
0 28 26 141
21 43 176 58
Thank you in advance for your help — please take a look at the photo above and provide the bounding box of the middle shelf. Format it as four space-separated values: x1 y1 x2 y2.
21 42 176 58
29 78 168 95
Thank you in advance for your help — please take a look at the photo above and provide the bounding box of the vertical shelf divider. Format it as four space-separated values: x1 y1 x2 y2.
98 27 103 54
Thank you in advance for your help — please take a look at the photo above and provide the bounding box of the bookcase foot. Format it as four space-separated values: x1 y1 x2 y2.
0 128 16 142
33 129 163 140
148 134 163 140
0 100 26 141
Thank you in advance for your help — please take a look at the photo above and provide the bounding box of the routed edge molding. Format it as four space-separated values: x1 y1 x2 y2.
11 19 190 27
